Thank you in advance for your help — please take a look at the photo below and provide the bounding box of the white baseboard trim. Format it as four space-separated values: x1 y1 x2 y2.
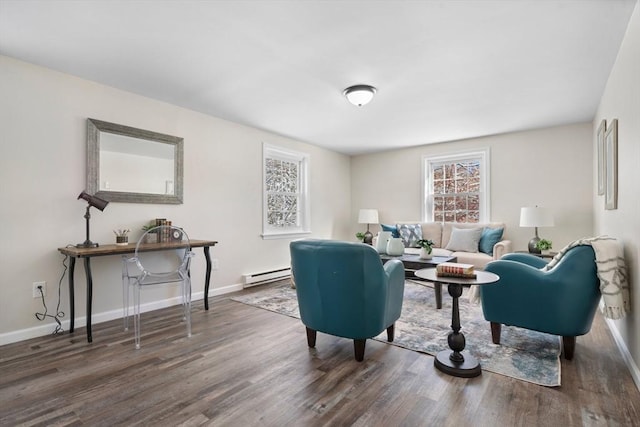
604 316 640 393
0 282 244 346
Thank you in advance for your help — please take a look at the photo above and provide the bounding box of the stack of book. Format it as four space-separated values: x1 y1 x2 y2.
155 218 172 242
436 262 476 279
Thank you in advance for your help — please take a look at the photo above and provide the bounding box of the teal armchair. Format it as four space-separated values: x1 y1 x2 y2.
481 246 600 359
290 239 405 361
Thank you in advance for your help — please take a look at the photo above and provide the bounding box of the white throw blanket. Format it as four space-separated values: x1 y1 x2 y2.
469 236 630 320
543 236 629 319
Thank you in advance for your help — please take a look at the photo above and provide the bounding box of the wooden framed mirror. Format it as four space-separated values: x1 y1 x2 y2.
86 118 184 204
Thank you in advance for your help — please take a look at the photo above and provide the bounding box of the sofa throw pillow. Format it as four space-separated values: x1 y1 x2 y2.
479 227 504 255
396 223 423 248
445 227 483 253
381 223 400 238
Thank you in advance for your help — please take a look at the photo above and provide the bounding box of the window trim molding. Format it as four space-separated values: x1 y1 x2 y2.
421 148 491 223
262 143 311 239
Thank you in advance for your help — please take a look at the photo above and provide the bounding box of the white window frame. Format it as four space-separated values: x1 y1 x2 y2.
262 143 311 239
422 148 491 223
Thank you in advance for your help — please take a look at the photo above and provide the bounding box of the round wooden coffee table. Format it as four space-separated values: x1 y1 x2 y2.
414 268 499 378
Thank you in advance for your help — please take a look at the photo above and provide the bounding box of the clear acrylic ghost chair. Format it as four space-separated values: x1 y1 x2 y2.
122 225 195 349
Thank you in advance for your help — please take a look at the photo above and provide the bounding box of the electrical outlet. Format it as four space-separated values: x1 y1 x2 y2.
212 259 219 270
33 281 46 298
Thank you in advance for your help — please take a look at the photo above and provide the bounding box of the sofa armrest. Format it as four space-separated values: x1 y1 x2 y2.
493 239 512 260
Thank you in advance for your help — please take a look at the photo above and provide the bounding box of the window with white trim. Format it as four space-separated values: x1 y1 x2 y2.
262 144 310 239
423 149 490 223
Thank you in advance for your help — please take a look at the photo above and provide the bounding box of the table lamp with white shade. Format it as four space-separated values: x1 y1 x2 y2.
358 209 379 245
520 206 554 254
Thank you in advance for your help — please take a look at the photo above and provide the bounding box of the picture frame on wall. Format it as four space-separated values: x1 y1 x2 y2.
605 119 618 210
597 119 606 195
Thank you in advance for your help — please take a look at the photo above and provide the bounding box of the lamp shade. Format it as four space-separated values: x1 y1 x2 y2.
520 207 554 227
344 85 376 106
358 209 379 224
78 190 109 211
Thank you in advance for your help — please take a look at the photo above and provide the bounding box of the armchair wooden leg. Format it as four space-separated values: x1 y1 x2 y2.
354 339 366 362
306 327 317 348
563 336 576 360
490 322 501 344
386 323 395 342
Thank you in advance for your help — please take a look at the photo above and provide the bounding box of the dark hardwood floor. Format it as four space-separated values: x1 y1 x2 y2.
1 281 639 426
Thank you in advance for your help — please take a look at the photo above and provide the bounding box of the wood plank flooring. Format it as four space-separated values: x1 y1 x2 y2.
1 282 639 426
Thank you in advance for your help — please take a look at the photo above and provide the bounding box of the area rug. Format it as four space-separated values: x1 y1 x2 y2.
231 280 561 387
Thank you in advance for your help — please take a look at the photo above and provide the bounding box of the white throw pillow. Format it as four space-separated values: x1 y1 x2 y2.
445 227 483 253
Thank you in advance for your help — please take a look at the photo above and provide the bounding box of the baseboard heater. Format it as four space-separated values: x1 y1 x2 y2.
242 267 291 287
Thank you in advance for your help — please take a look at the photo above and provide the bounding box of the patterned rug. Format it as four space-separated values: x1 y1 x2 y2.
231 280 561 387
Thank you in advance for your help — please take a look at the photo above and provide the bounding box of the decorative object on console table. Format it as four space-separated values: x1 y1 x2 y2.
141 222 157 244
358 209 379 245
76 190 109 248
113 229 130 246
519 206 554 254
604 119 618 210
153 218 174 242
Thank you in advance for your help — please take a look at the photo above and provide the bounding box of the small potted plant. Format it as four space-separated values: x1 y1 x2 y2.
355 232 365 243
536 239 553 254
417 239 434 259
113 229 130 246
142 222 158 243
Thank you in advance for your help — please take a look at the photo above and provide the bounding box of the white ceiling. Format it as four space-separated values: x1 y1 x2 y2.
0 0 636 155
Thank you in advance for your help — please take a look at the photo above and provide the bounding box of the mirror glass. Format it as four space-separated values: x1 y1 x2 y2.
86 119 183 204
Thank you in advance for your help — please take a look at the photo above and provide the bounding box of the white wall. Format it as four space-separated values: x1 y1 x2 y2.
0 55 351 343
593 2 640 385
351 123 594 251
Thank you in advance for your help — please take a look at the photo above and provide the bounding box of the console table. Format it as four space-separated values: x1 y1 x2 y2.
58 239 217 343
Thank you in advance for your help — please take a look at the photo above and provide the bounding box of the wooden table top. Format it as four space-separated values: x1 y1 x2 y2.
58 239 217 258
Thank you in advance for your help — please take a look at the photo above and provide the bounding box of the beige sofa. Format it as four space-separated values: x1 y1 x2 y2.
398 222 512 270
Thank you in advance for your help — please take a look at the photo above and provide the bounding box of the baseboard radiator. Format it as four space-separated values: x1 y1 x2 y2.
242 267 291 287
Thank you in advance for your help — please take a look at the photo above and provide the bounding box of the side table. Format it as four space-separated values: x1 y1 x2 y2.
414 268 499 378
515 250 557 259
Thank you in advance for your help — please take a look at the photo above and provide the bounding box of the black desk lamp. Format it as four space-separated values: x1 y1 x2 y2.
77 191 109 248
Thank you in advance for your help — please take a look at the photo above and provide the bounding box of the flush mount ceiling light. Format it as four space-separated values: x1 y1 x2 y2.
343 84 377 106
